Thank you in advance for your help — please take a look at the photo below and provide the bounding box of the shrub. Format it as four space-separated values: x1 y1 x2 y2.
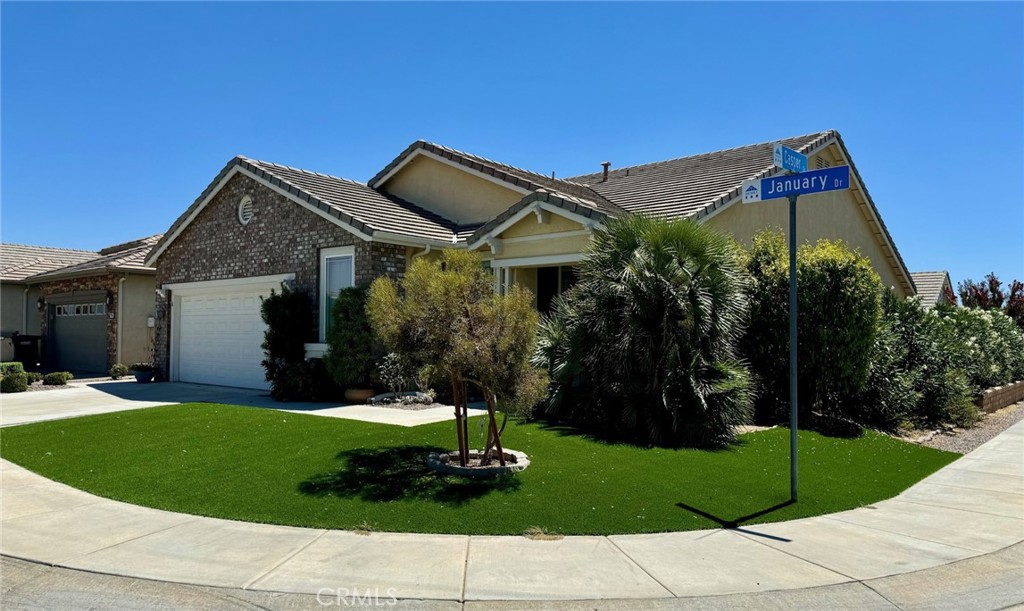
742 231 883 427
0 362 25 376
851 292 977 430
128 362 153 373
936 307 1024 393
536 216 752 447
25 372 43 384
323 285 375 388
1 372 28 393
109 363 130 379
43 372 74 386
260 284 337 401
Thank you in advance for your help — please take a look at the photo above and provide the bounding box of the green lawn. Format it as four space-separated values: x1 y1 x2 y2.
0 403 958 535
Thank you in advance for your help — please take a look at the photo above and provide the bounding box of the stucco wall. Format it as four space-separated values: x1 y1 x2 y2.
381 155 524 225
705 187 909 296
501 212 583 238
120 274 156 365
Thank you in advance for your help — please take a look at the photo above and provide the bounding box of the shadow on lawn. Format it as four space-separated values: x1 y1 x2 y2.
676 499 795 532
298 445 520 505
535 419 749 452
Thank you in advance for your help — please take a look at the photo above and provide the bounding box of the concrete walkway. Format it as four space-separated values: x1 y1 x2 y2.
1 421 1021 606
0 381 483 427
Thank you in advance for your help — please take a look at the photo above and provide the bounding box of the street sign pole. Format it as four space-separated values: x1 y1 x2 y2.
742 145 850 503
788 193 798 502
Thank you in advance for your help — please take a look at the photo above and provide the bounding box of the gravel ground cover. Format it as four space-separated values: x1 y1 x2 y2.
907 402 1024 454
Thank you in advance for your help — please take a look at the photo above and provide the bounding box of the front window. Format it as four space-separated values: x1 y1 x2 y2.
320 246 355 340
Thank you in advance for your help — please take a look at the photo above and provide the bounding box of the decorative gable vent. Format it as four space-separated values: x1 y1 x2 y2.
238 196 254 225
815 156 830 169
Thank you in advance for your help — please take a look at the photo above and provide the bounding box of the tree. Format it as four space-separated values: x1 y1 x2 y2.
958 273 1005 310
535 215 753 447
367 249 546 466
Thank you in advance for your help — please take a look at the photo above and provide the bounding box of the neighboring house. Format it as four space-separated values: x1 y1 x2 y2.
22 235 162 373
0 244 98 363
910 271 954 308
147 129 915 389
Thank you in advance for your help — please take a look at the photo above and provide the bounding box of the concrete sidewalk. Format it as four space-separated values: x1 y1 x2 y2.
0 381 483 427
1 421 1021 605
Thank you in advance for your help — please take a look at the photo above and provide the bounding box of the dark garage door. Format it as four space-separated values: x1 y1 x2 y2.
51 302 108 373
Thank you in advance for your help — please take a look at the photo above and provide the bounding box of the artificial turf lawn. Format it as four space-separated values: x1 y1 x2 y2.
0 403 959 535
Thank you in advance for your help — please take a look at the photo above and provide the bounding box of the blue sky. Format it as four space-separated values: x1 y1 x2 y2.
2 2 1022 290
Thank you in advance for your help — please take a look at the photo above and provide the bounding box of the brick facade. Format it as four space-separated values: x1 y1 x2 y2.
153 172 406 380
37 274 121 371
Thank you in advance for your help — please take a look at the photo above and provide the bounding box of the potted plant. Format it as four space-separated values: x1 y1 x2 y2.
130 362 155 383
323 285 377 403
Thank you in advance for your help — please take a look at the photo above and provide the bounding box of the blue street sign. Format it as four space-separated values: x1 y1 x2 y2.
773 142 808 174
742 165 850 203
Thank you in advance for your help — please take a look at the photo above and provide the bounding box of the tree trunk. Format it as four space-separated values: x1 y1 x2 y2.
462 381 471 462
483 391 506 467
451 375 467 467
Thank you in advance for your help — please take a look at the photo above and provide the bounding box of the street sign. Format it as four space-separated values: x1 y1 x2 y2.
742 165 850 203
773 142 808 173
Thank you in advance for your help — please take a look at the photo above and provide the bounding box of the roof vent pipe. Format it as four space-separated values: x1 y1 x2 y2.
601 161 611 182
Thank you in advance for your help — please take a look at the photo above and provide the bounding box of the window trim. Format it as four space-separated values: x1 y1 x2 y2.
319 245 356 342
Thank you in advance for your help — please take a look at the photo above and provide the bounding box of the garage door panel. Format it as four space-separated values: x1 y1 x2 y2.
177 288 270 390
51 302 108 373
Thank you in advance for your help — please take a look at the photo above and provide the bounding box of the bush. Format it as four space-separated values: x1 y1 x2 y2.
536 216 752 447
129 362 154 372
742 231 883 428
260 284 338 401
25 372 43 384
851 292 977 430
323 285 376 388
936 307 1024 393
109 363 130 379
1 372 28 393
0 362 25 376
43 372 74 386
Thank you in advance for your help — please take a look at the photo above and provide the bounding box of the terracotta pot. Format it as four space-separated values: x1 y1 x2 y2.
344 388 375 404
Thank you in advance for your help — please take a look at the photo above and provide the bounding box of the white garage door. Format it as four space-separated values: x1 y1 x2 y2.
178 290 268 389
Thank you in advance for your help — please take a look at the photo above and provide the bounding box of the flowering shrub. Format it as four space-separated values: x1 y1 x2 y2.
937 306 1024 393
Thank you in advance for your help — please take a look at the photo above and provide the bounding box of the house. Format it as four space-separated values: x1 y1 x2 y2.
147 129 915 389
1 244 99 363
910 271 954 308
16 236 162 373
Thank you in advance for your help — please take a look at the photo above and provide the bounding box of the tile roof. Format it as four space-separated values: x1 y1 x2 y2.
467 189 609 246
910 271 951 307
27 235 163 281
0 244 99 282
148 157 463 264
370 141 627 217
568 132 832 219
241 158 460 242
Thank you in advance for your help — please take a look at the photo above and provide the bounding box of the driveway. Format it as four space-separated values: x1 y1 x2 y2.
0 381 480 427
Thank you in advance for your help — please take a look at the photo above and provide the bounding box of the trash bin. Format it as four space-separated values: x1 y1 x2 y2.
12 334 43 369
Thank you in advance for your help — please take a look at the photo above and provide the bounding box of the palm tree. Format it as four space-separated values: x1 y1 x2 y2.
535 215 752 447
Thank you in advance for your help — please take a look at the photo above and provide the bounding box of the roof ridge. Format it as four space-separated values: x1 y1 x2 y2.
570 130 835 180
422 141 593 188
241 156 369 187
0 243 98 253
98 233 163 255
